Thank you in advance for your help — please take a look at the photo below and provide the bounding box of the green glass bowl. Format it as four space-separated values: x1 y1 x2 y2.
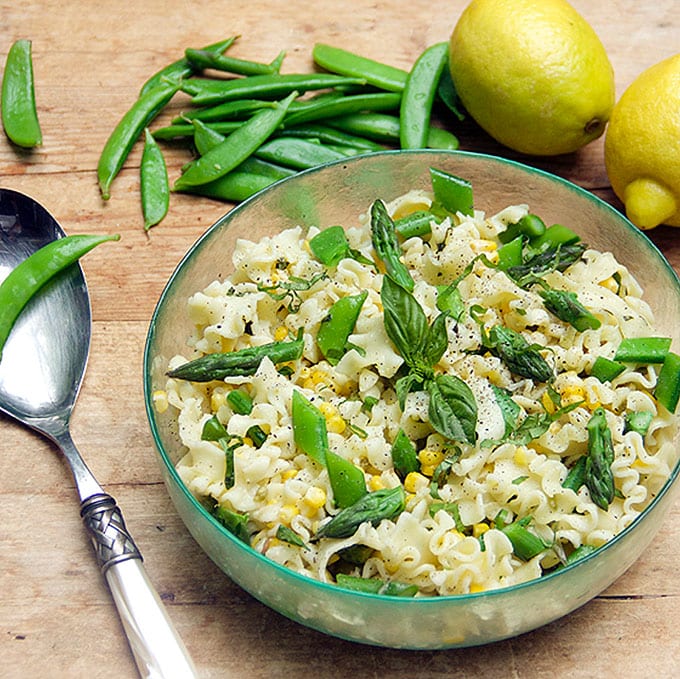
144 150 680 649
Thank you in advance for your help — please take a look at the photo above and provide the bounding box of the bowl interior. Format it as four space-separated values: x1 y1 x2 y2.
144 150 680 649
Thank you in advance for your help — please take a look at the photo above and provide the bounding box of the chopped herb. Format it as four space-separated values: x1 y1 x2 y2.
257 271 328 312
276 524 305 547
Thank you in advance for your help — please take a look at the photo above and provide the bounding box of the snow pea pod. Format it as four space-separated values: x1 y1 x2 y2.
283 91 401 128
1 39 42 148
139 37 236 96
172 98 276 123
400 42 449 149
325 112 458 149
174 91 296 190
98 77 181 200
176 169 277 202
282 123 383 151
153 120 242 140
317 291 368 365
182 73 366 106
140 128 169 231
185 46 285 76
312 43 408 93
0 233 119 359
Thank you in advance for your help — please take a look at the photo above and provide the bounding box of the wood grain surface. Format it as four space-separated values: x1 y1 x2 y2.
1 2 679 677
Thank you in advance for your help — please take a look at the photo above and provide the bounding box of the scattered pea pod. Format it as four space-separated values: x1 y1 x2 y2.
174 91 297 190
184 46 286 76
0 233 120 359
1 39 42 148
98 77 181 200
140 128 169 231
400 42 449 149
139 37 237 96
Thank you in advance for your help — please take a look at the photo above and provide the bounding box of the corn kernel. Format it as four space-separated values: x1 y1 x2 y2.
418 449 445 468
487 369 503 385
210 390 226 412
242 436 253 448
420 465 436 477
514 447 529 466
152 390 169 413
368 475 385 491
303 486 326 510
599 276 619 293
274 325 289 341
469 583 485 594
541 391 556 414
472 522 489 538
311 369 328 385
281 469 298 481
328 416 346 434
471 239 498 254
279 503 299 524
404 471 428 493
303 378 315 390
318 401 337 417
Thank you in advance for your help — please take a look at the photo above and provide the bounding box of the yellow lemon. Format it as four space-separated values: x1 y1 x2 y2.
604 53 680 229
449 0 615 156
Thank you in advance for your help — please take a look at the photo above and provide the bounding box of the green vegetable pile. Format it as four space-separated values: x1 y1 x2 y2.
95 38 465 230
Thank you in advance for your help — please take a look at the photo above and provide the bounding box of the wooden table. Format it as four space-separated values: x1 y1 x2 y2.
1 2 679 677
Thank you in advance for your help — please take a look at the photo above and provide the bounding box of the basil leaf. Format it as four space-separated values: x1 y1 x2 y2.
381 275 428 366
427 375 477 444
395 371 424 409
422 313 449 368
371 199 414 291
390 429 419 479
490 384 521 437
276 524 305 547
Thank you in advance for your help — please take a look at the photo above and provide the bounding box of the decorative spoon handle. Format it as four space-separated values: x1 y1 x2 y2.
81 494 197 679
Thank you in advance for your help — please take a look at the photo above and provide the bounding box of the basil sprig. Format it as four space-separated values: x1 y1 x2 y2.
371 199 414 292
381 275 478 444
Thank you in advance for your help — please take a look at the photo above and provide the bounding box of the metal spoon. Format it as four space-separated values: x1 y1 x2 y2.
0 188 196 679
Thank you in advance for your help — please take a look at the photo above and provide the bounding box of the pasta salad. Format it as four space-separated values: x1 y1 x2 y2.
157 168 680 597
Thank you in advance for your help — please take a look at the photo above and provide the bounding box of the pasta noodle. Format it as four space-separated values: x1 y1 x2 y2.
160 185 679 597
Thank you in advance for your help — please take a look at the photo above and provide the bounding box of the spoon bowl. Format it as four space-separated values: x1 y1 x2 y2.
0 188 195 678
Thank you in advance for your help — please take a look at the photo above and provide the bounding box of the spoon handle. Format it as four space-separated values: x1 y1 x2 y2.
81 493 197 679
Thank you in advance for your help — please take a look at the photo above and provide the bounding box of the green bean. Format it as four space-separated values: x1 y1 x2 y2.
140 128 169 231
172 98 276 123
182 73 366 106
98 77 181 200
315 486 406 540
167 329 303 381
317 291 368 365
255 136 350 169
624 410 654 436
326 451 368 508
325 112 458 149
139 37 237 96
335 573 418 597
226 389 253 415
436 65 466 122
0 233 120 359
654 351 680 413
1 39 42 148
283 92 402 128
400 42 449 149
430 167 474 217
282 123 384 151
498 214 546 244
191 118 350 171
185 46 285 76
312 43 408 93
614 337 672 364
590 356 626 383
153 120 242 140
394 211 435 239
176 170 277 202
174 91 297 190
291 390 329 465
